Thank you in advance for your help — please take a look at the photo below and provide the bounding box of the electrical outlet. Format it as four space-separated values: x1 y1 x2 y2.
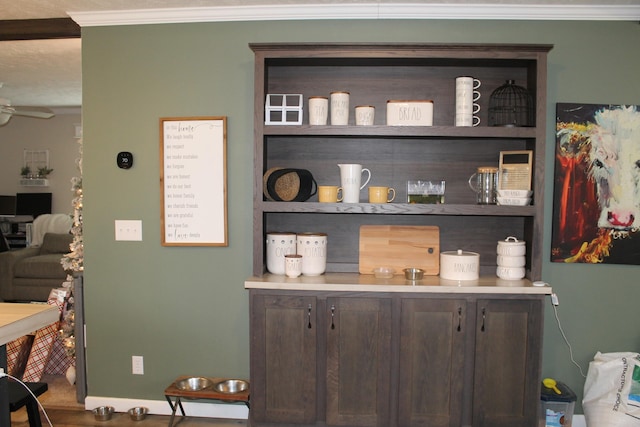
115 220 142 241
132 355 144 375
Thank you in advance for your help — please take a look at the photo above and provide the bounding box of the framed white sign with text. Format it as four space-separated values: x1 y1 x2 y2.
160 116 227 246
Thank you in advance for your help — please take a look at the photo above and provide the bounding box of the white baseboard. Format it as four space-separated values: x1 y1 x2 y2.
85 396 583 426
84 396 249 419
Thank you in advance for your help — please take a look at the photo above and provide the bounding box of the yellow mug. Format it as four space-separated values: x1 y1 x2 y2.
318 185 343 203
369 186 395 203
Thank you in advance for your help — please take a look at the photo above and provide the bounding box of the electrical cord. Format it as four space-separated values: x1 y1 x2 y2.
0 370 54 427
551 293 587 378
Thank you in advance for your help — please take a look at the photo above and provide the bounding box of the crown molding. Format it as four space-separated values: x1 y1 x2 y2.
68 3 640 27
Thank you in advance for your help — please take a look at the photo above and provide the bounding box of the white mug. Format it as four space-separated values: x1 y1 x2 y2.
330 91 350 125
308 96 328 125
338 163 372 203
456 113 481 127
455 77 481 127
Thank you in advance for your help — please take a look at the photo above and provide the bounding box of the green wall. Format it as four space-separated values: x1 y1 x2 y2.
82 19 640 410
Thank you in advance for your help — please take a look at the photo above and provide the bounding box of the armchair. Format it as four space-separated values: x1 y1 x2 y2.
0 232 72 301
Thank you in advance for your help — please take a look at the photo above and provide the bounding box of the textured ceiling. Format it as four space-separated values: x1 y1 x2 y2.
0 0 637 108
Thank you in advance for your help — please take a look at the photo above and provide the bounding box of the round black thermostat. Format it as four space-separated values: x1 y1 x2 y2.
117 152 133 169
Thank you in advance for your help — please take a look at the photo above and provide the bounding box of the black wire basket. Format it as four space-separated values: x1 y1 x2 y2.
488 80 534 127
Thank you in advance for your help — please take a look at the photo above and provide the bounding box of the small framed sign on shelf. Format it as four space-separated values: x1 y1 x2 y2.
498 150 533 190
160 116 228 246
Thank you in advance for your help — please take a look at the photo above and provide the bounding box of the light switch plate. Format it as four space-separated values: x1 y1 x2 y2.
115 220 142 241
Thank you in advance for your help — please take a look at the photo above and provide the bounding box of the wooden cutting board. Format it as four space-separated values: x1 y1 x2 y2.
359 225 440 275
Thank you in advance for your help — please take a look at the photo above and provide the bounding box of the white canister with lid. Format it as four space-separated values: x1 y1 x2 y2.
496 236 526 256
266 232 297 275
297 232 327 276
440 249 480 281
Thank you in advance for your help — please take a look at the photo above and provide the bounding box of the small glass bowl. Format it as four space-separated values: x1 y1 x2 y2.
373 267 395 279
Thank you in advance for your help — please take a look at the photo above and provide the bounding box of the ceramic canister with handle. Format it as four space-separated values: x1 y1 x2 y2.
496 236 526 256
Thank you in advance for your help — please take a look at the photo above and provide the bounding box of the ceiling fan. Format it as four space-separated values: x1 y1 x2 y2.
0 97 55 126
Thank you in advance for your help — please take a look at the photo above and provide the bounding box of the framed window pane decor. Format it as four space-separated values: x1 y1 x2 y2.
160 116 228 246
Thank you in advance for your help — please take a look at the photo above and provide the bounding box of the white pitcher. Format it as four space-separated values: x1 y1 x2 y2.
338 164 371 203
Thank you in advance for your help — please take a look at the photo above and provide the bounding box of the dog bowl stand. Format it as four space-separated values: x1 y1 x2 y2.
164 376 250 427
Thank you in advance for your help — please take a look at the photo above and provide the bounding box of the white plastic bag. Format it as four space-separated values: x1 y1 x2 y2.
583 352 640 427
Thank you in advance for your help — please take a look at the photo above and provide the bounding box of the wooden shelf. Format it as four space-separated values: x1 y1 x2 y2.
252 43 550 280
262 124 538 138
257 201 535 216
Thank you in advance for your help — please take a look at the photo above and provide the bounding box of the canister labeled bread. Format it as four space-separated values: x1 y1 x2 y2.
386 100 433 126
440 249 479 281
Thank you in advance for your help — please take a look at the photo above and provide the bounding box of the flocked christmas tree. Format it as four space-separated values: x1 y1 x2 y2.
60 137 83 363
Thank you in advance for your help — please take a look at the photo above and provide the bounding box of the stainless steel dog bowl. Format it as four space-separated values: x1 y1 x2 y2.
128 406 148 421
404 267 424 281
214 379 249 394
93 406 114 421
175 377 212 392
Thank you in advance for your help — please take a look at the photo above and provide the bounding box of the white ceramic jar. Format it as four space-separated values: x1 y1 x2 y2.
496 255 526 267
266 232 297 275
496 266 526 280
440 249 479 281
496 236 526 256
297 232 327 276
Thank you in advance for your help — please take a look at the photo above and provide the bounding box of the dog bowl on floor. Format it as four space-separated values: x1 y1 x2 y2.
175 377 213 392
93 406 114 421
214 379 249 394
128 406 148 421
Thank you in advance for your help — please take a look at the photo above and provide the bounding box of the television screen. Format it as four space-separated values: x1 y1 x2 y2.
0 195 17 217
16 192 52 218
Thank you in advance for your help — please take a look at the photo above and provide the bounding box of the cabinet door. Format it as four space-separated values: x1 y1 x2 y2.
326 297 392 427
250 293 317 424
398 298 467 427
472 298 543 427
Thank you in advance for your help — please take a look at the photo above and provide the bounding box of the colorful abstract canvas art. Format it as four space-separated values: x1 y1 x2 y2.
552 103 640 264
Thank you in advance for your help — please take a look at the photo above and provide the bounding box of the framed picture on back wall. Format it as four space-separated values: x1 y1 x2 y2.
551 103 640 264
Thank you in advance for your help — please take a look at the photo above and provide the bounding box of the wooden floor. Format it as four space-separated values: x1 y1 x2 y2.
13 407 248 426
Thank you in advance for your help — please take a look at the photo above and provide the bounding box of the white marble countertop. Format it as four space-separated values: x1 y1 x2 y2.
245 273 552 295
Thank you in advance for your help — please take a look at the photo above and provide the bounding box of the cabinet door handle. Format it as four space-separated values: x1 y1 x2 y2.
457 307 462 332
308 303 312 329
481 307 486 332
330 304 335 330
